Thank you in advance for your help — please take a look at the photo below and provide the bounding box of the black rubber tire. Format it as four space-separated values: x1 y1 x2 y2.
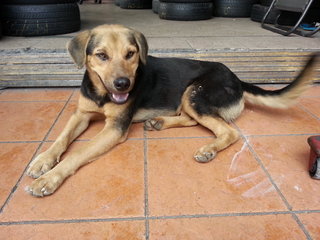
152 0 160 13
1 3 80 36
213 0 257 17
260 0 273 6
159 2 213 21
251 4 280 24
161 0 212 2
120 0 152 9
2 0 78 4
115 0 121 6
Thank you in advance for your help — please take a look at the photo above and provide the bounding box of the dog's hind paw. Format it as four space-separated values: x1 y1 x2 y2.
144 118 164 131
194 150 217 163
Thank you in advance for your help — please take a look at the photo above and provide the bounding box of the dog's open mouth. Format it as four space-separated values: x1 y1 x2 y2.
109 92 129 104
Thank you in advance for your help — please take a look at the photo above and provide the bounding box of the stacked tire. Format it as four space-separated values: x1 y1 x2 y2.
115 0 152 9
213 0 257 17
0 0 80 36
250 1 280 24
152 0 160 13
156 0 213 21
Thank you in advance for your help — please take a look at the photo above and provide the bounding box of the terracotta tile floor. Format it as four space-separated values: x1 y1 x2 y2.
0 86 320 239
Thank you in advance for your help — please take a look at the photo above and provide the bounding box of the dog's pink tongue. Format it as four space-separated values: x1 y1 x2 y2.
112 93 129 103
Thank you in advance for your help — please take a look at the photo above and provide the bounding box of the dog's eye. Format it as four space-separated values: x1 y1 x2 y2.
95 52 108 61
126 51 135 60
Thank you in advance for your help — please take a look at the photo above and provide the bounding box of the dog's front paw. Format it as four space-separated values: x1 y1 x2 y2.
26 152 58 179
25 172 63 197
194 147 217 163
144 118 164 131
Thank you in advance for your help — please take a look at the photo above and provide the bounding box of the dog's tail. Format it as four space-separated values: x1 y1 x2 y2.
241 53 319 109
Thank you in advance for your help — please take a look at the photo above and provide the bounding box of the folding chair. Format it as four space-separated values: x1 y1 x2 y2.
261 0 320 37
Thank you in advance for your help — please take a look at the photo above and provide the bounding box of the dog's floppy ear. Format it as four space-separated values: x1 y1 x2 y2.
67 30 91 69
133 30 148 65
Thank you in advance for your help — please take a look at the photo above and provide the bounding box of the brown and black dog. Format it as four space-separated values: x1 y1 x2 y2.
26 24 318 197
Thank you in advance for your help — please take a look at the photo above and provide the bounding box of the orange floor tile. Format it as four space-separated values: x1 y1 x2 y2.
0 86 320 239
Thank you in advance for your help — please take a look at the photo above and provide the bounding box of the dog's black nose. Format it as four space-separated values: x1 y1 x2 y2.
114 78 130 91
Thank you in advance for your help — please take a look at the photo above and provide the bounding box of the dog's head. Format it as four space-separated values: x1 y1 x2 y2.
67 24 148 104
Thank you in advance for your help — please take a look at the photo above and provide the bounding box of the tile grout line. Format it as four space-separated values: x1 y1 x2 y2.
0 140 43 144
291 214 313 240
298 103 320 122
242 133 313 240
148 210 320 219
1 209 320 226
0 90 75 214
143 130 150 240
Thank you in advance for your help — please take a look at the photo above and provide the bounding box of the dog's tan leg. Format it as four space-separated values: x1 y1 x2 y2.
144 112 197 131
182 95 240 163
26 118 127 197
192 116 239 163
26 109 94 178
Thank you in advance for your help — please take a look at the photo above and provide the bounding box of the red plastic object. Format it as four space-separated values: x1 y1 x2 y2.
308 135 320 179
